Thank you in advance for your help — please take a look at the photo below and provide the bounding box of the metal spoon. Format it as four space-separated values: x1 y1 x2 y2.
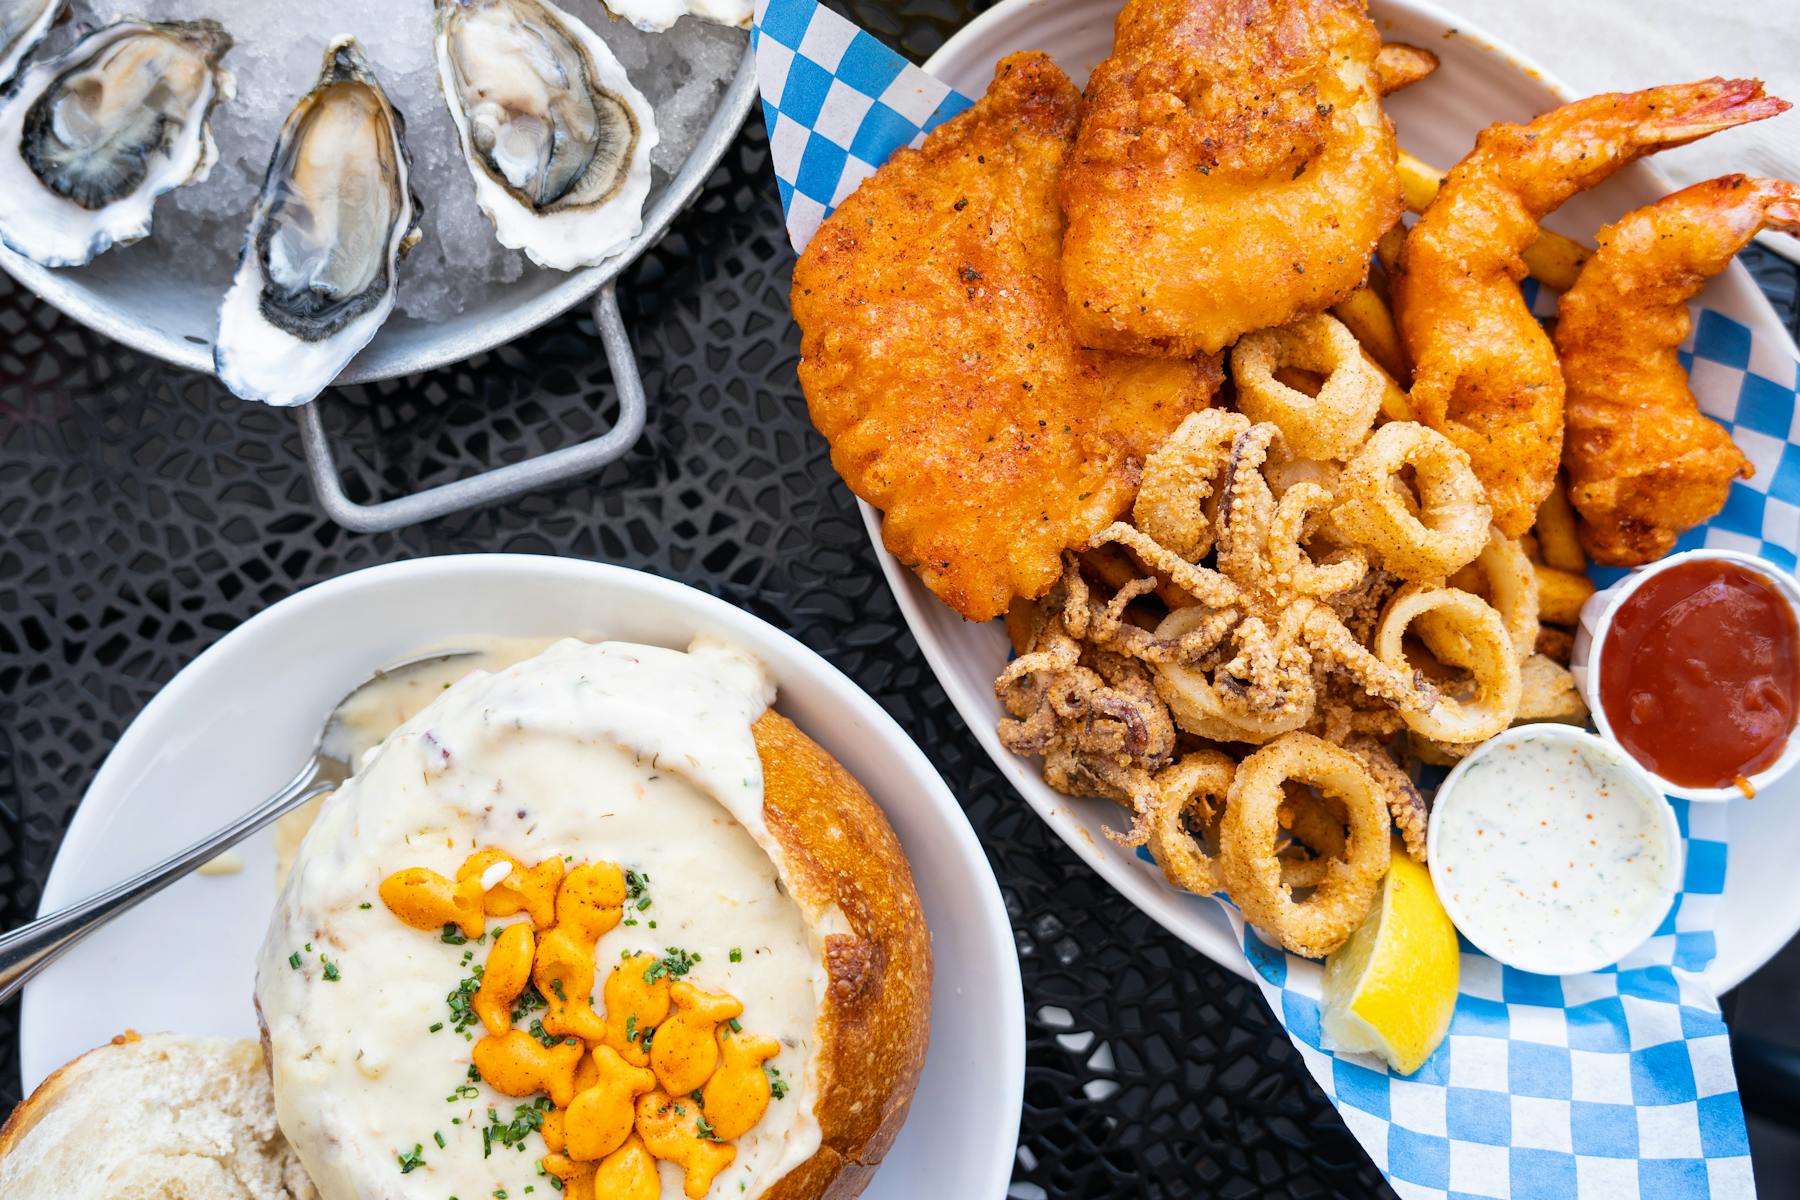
0 649 476 1005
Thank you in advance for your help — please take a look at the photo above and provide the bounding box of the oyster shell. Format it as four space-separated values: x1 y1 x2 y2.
599 0 749 35
0 0 63 87
213 38 420 408
0 17 232 267
433 0 659 271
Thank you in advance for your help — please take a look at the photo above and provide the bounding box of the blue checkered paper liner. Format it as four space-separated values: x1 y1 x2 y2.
751 2 1797 1194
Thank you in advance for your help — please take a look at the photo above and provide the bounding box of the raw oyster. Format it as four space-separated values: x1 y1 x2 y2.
433 0 659 271
214 38 420 408
0 17 231 267
0 0 62 87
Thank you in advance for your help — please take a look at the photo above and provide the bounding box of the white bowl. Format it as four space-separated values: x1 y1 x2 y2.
1427 724 1683 975
19 556 1022 1200
868 0 1800 989
1571 548 1800 802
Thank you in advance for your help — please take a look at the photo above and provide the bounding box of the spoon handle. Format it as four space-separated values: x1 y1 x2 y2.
0 757 335 1006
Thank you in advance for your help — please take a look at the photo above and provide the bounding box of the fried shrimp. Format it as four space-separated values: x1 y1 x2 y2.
1059 0 1402 357
1394 78 1789 537
1559 175 1800 564
1221 732 1392 957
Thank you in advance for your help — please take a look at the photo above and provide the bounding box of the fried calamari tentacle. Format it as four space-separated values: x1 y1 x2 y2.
1341 734 1428 863
1301 603 1437 713
1334 421 1490 580
1375 584 1523 742
1146 750 1237 895
1215 423 1282 586
1093 596 1239 667
1221 733 1392 958
1231 314 1387 462
1090 522 1243 610
1153 621 1317 746
1133 409 1251 561
1268 482 1369 600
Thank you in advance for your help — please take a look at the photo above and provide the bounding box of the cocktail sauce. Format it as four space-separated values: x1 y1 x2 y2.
1600 560 1800 792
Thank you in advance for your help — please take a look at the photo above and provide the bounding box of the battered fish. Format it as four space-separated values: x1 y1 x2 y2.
791 53 1221 622
1058 0 1402 358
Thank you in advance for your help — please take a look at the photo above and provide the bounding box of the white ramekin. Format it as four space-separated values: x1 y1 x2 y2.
1427 724 1683 975
1571 548 1800 802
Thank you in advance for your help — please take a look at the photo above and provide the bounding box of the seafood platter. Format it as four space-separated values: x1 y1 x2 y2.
785 0 1800 1093
0 0 756 528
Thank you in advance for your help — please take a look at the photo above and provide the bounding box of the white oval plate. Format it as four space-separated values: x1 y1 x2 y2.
862 0 1800 990
21 556 1022 1199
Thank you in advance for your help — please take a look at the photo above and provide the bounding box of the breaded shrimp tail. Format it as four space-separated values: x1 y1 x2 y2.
1560 175 1800 564
1395 78 1788 537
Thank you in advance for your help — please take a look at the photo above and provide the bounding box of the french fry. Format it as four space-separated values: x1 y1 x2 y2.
1533 563 1595 626
1395 149 1592 291
1374 43 1439 96
1333 284 1410 383
1535 624 1574 666
1376 223 1406 274
1533 478 1586 572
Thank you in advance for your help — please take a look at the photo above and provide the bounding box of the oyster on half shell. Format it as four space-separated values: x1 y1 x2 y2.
213 38 420 408
0 0 64 87
433 0 659 271
0 17 232 267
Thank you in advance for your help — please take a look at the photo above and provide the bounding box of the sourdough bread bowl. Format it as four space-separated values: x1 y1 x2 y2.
0 1031 315 1200
254 637 930 1200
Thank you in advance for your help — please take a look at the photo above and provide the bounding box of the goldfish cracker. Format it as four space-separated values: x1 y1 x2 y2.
636 1090 736 1200
600 953 671 1068
472 923 534 1037
541 1107 567 1154
591 1134 659 1200
457 850 564 927
471 1030 585 1108
564 1045 657 1162
541 1154 596 1200
701 1027 781 1141
650 982 742 1096
534 928 606 1043
573 1051 599 1095
556 862 626 942
377 867 486 940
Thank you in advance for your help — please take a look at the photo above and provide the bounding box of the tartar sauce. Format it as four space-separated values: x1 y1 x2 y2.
1428 726 1679 975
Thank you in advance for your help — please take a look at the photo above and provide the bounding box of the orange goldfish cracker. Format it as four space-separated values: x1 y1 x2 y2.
564 1046 658 1162
636 1090 736 1200
701 1027 781 1141
542 1107 567 1154
457 849 564 927
541 1154 596 1200
377 867 484 940
471 1029 585 1108
651 982 742 1096
556 862 626 942
591 1134 659 1200
601 953 672 1068
534 928 606 1043
473 923 535 1037
573 1052 599 1095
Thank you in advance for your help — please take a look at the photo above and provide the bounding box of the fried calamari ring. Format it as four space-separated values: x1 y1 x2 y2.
1220 733 1391 958
1437 529 1538 660
1231 313 1386 462
1267 482 1368 599
1132 409 1251 561
1146 750 1237 895
1375 584 1522 742
1334 421 1490 580
1152 607 1317 743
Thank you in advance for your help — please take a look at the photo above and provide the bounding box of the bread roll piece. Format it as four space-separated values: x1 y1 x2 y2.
752 711 931 1200
0 1031 315 1200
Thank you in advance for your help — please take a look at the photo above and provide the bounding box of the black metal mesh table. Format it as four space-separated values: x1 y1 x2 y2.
3 3 1798 1195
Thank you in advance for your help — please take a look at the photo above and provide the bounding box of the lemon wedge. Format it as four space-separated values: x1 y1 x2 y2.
1321 848 1459 1075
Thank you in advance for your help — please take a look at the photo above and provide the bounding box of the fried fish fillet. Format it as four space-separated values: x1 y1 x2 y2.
1058 0 1402 358
791 52 1221 622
